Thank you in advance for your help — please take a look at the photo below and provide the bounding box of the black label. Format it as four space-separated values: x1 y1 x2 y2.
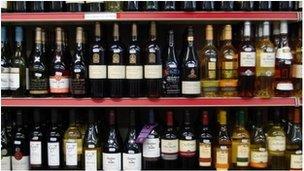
30 78 48 94
71 78 86 95
163 67 180 95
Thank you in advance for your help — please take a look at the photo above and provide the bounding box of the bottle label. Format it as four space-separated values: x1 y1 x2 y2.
292 64 302 78
49 75 69 93
216 147 229 168
143 138 160 158
276 82 294 91
102 152 121 170
12 155 29 170
1 156 11 170
161 139 178 154
9 68 20 90
267 136 286 151
144 65 162 79
276 47 292 60
221 61 238 79
30 78 48 94
260 52 275 67
122 153 142 171
1 1 7 8
30 141 42 165
47 142 60 166
1 67 9 90
236 143 249 166
89 65 107 79
107 65 126 79
179 140 196 157
250 149 268 168
65 142 78 166
163 67 180 95
126 66 143 79
182 81 200 94
71 78 86 95
208 62 216 79
290 153 302 169
240 52 256 67
199 142 212 167
85 149 97 171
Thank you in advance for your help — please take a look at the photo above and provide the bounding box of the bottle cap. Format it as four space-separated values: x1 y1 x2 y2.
132 23 137 38
41 29 46 44
113 23 119 39
69 109 76 123
51 109 58 124
35 27 42 44
16 110 23 126
55 27 62 44
258 23 263 38
95 22 101 37
33 109 40 123
244 21 251 37
280 21 288 34
184 110 191 124
263 21 270 36
76 27 83 43
206 25 213 40
150 22 156 37
129 109 136 126
166 110 174 126
15 26 23 43
218 110 227 124
273 22 280 35
88 109 95 123
148 109 155 124
201 111 209 125
223 25 232 40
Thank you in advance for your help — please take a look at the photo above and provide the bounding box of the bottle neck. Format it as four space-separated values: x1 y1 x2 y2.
206 40 213 46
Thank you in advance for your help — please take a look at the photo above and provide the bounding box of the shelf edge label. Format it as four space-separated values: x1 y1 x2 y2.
84 12 117 20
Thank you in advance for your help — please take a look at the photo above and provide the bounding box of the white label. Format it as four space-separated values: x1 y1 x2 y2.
30 141 42 165
123 153 142 171
65 142 77 166
216 148 228 164
276 82 294 91
143 138 160 158
182 81 201 94
1 156 11 170
108 65 126 79
49 76 69 92
250 150 268 164
47 142 60 166
161 139 178 154
290 154 302 169
179 140 196 152
144 65 162 79
126 66 143 79
85 150 97 171
240 52 256 67
102 153 121 171
12 156 29 170
276 47 292 59
260 52 275 67
85 12 117 21
9 68 20 90
199 142 212 166
89 65 107 79
267 136 286 151
237 144 249 166
292 64 302 78
1 67 9 90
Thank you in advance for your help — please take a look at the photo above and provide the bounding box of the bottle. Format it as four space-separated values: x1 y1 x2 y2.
123 110 142 171
255 23 263 47
63 109 83 169
266 109 287 169
178 110 197 169
181 26 200 97
12 110 29 170
161 111 178 169
30 1 44 12
250 109 268 169
200 1 215 11
29 109 45 169
70 27 87 98
29 27 48 97
279 1 294 11
87 1 104 12
1 113 11 170
239 1 254 11
10 26 27 97
142 109 161 169
163 30 180 97
12 1 26 12
274 21 293 97
66 1 84 12
49 1 65 12
108 23 125 98
49 27 70 97
144 22 162 98
46 109 62 169
286 108 302 170
198 111 213 169
292 26 302 97
126 1 139 11
89 22 106 98
105 1 122 12
103 110 122 171
221 1 234 11
258 1 272 11
84 110 101 171
1 26 11 96
199 25 219 97
272 22 281 50
163 1 176 11
215 110 231 170
182 1 196 11
145 1 159 11
255 21 275 98
126 23 143 97
238 21 256 98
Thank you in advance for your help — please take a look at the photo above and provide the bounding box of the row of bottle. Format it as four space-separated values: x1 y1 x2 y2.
1 107 302 170
2 1 302 12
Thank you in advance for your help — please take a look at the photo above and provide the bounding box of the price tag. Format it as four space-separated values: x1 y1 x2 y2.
84 12 117 21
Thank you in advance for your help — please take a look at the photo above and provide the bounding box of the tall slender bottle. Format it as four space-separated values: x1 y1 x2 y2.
108 23 125 98
123 110 142 171
103 110 122 171
89 22 106 98
1 113 11 170
144 22 162 98
255 21 275 98
126 23 143 97
161 111 178 169
10 26 27 97
292 26 302 97
1 26 10 96
163 30 180 97
181 26 200 97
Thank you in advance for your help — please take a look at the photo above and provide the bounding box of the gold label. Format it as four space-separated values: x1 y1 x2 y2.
112 53 120 64
208 71 216 79
92 54 100 63
148 53 156 63
199 142 212 167
129 54 137 64
208 62 216 70
216 147 229 164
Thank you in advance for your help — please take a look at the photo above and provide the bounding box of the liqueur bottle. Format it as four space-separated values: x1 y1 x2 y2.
1 26 11 96
1 113 11 170
292 26 302 97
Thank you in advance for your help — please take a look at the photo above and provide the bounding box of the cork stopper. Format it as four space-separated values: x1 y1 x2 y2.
132 23 137 38
206 25 213 41
55 27 62 45
35 27 42 44
76 27 83 44
218 110 227 124
95 22 101 37
150 22 156 37
223 25 232 40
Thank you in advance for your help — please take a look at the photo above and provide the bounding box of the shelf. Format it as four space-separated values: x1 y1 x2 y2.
1 11 302 22
1 97 298 107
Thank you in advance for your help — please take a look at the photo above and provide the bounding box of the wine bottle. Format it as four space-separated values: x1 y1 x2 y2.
126 23 143 97
84 109 101 170
30 1 44 12
70 27 87 98
66 1 84 12
163 1 176 11
46 109 62 169
163 30 180 97
200 1 215 11
182 1 196 11
108 23 126 98
161 111 178 169
145 1 159 11
144 22 162 98
63 109 83 169
103 110 122 171
10 26 27 97
126 1 139 11
105 1 123 12
49 1 65 12
12 1 26 12
1 26 11 97
123 110 142 171
87 1 104 12
181 26 200 97
89 22 106 98
12 110 29 170
1 112 11 170
258 1 272 11
29 27 49 97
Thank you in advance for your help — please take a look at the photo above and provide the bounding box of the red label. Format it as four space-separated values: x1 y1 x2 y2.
14 148 23 160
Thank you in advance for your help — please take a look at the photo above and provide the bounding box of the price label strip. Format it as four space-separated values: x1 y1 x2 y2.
84 12 117 21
